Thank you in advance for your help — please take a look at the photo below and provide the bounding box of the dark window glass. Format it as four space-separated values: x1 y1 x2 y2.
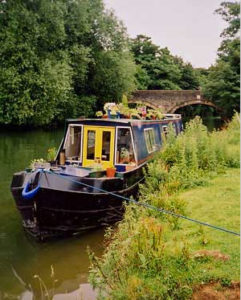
87 130 95 159
102 131 111 161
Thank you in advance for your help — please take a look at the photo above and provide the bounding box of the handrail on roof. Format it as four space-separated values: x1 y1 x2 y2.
66 113 182 122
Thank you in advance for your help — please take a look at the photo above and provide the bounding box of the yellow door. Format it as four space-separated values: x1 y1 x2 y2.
83 126 115 169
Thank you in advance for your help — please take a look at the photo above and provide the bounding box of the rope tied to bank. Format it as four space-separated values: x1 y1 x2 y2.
43 170 240 237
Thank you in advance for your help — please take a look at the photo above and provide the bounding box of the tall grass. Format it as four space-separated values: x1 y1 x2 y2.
89 115 240 300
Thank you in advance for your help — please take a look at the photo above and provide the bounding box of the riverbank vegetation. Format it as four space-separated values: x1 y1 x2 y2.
89 114 240 299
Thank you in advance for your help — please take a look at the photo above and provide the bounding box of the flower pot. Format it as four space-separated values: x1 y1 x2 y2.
106 167 116 178
49 160 57 166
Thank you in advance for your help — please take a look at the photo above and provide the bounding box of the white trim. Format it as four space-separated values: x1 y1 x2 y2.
163 114 181 120
63 124 83 163
115 126 137 165
144 127 156 153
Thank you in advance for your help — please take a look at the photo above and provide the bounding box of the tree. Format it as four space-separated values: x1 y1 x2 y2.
130 35 199 90
203 1 240 117
0 0 136 126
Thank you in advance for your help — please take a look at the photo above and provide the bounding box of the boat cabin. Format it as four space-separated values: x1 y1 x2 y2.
57 115 182 172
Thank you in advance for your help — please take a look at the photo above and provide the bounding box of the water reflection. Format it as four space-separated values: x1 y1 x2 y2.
0 129 104 299
12 230 104 299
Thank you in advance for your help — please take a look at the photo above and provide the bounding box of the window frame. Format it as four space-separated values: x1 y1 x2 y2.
144 128 156 153
63 124 83 163
115 126 137 166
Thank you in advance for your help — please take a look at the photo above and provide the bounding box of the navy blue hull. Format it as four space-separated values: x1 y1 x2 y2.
11 169 143 241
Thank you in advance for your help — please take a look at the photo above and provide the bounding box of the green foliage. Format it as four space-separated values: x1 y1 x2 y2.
91 51 136 105
130 35 200 91
89 117 240 299
0 0 136 126
47 147 57 162
203 2 240 117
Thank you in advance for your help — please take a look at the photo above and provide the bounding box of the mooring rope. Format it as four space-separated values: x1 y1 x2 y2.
43 170 240 237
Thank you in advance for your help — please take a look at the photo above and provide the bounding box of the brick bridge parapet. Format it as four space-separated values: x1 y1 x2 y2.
128 90 219 113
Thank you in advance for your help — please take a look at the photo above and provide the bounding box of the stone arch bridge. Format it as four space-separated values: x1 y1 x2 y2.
129 90 221 114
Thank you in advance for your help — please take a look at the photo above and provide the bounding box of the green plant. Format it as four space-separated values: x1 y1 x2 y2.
30 158 46 169
118 104 131 117
146 109 156 119
47 147 57 162
120 148 129 159
96 111 103 117
122 94 128 107
130 108 141 119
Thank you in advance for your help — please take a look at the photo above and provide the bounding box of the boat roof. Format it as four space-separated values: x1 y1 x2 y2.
66 114 181 125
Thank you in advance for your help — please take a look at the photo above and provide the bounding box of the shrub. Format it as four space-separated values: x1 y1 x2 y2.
89 115 240 299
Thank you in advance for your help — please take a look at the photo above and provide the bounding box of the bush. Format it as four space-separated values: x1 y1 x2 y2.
89 116 240 299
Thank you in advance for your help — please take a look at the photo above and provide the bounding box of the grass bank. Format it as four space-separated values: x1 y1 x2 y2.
89 115 240 299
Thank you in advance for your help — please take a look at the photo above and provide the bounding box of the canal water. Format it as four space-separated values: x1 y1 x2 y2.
0 129 104 299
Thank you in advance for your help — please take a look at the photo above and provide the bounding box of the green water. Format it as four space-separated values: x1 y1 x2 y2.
0 129 104 299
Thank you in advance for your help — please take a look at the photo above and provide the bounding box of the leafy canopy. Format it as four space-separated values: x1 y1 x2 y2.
203 1 240 117
0 0 136 126
130 35 199 91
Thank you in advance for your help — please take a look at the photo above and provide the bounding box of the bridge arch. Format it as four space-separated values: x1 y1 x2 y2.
168 100 222 114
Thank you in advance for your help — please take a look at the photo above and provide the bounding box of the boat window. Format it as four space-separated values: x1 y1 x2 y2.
116 128 135 164
102 131 111 161
161 125 168 138
64 125 82 160
87 130 95 160
144 128 156 153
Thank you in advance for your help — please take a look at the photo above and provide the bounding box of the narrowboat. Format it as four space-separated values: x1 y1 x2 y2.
11 113 182 240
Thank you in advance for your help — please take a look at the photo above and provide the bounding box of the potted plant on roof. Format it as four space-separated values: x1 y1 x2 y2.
110 107 118 119
155 108 163 120
96 111 103 118
47 147 57 166
104 102 117 118
146 109 156 120
130 108 141 119
136 103 147 119
118 104 131 119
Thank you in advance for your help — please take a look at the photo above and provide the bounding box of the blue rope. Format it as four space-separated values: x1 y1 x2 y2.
44 170 240 237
